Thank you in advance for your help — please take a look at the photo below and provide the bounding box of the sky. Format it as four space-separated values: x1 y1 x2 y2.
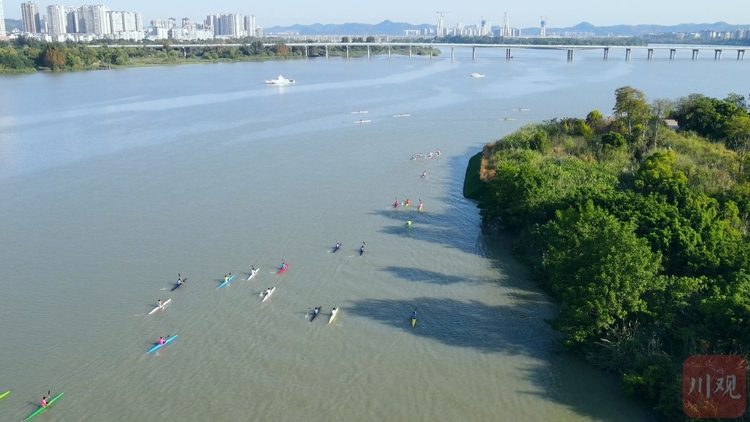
4 0 750 29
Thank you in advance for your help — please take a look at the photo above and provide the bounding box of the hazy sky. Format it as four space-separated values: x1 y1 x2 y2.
5 0 750 29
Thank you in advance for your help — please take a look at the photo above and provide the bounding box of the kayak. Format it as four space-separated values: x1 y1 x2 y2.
217 273 235 289
333 245 340 253
261 287 276 302
310 307 321 322
411 314 418 328
146 335 178 354
23 392 64 421
278 264 289 275
148 298 172 315
171 278 186 291
0 390 8 401
247 268 259 281
329 307 339 324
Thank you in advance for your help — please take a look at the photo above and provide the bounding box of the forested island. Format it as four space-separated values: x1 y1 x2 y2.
0 37 436 74
465 88 750 420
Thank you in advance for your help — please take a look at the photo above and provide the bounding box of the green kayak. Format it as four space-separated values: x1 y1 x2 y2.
23 392 63 421
0 390 8 401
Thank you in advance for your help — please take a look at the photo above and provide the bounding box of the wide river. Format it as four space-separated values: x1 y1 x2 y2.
0 46 747 421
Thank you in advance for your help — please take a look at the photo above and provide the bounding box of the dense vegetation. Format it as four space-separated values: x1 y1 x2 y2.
469 87 750 420
0 37 435 73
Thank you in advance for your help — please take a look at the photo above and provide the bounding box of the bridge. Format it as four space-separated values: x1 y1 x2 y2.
97 43 748 61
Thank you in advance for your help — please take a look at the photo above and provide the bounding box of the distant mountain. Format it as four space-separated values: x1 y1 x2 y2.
521 21 750 37
4 19 23 33
265 20 432 36
268 19 750 37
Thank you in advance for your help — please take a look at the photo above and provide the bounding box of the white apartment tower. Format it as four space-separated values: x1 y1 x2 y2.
22 2 40 33
47 4 67 35
0 0 7 35
244 14 256 37
436 14 444 37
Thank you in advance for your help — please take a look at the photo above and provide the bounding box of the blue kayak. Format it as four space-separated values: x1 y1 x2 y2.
146 335 178 354
217 273 235 289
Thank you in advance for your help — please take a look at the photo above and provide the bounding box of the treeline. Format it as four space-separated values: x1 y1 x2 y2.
0 37 435 73
470 87 750 420
440 36 648 46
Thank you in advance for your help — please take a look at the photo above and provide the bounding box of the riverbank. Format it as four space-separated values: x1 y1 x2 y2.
0 39 437 74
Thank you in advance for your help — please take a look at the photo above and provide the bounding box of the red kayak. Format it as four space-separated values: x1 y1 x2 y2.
278 263 289 274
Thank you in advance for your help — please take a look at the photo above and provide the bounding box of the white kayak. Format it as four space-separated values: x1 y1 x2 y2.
329 307 339 324
261 287 276 302
148 298 171 315
247 268 259 281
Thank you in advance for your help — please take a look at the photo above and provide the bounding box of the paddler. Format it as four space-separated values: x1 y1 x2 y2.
405 199 410 207
313 307 320 316
421 170 426 178
359 244 366 255
223 275 229 283
335 242 340 251
157 299 164 308
158 336 165 345
40 396 48 407
418 200 423 211
394 199 399 208
281 262 287 270
406 220 412 228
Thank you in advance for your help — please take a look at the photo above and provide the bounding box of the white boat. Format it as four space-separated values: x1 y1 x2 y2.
247 268 259 281
148 298 171 315
351 110 368 114
470 73 485 78
261 287 276 302
329 307 339 324
354 119 371 124
265 75 295 85
393 114 411 118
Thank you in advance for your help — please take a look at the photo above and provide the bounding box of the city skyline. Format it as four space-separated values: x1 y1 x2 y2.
3 0 750 30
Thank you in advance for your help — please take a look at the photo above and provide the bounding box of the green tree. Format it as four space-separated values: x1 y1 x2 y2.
539 201 662 347
613 86 650 141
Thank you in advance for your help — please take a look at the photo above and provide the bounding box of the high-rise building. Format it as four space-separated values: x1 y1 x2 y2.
540 16 546 37
0 0 7 35
22 2 40 33
65 6 79 33
47 4 67 35
244 14 256 38
109 11 123 33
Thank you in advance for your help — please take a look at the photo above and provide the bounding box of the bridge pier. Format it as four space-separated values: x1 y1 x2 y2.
367 45 370 59
472 46 476 60
669 49 676 60
739 50 745 60
567 49 574 61
715 49 722 60
451 46 454 60
325 45 328 59
506 48 511 60
409 45 412 59
625 48 631 61
647 49 653 60
346 45 349 59
603 48 609 60
430 46 432 59
388 46 391 59
305 46 308 58
692 49 699 60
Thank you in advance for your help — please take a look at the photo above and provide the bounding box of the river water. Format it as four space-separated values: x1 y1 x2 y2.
0 47 747 421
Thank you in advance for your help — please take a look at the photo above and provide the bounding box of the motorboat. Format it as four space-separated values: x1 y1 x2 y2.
265 75 295 85
470 73 486 78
